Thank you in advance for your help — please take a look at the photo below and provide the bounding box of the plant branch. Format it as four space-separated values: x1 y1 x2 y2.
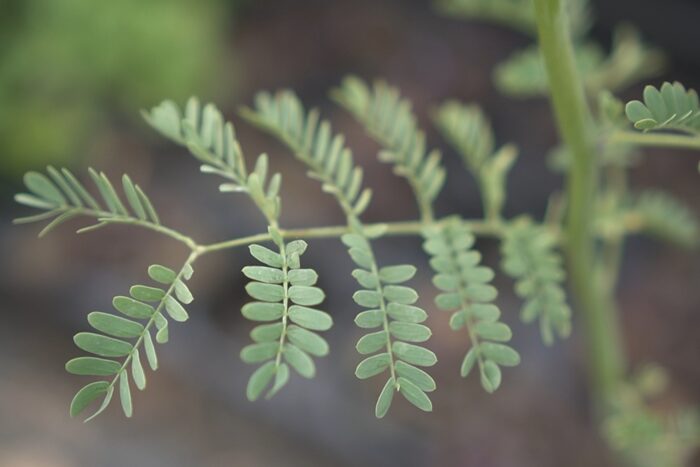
607 130 700 151
85 214 198 250
198 219 501 255
533 0 625 407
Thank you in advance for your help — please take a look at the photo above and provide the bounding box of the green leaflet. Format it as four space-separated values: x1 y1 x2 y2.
625 82 700 134
389 322 431 343
287 269 318 286
356 331 388 355
66 357 121 376
382 286 418 305
241 342 279 363
378 265 416 284
87 312 144 339
286 326 329 357
355 353 391 379
246 283 285 302
375 377 396 419
131 349 146 391
250 323 284 343
331 76 446 212
266 363 290 400
130 285 165 302
241 240 332 399
392 342 437 367
119 371 132 417
288 305 333 331
247 361 277 401
70 381 111 418
148 265 176 284
395 361 436 392
143 331 158 371
386 303 427 323
424 218 520 393
165 296 189 322
112 296 155 320
480 361 502 393
501 218 572 345
74 333 133 358
242 302 285 322
354 310 384 328
353 290 382 308
249 245 283 268
283 343 316 378
67 260 195 420
14 167 163 236
242 266 285 284
288 285 325 306
397 377 432 412
24 171 66 205
174 280 194 304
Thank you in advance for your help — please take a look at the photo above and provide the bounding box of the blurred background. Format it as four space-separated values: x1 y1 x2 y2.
0 0 698 466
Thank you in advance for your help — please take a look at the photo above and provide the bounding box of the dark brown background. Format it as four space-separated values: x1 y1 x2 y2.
1 0 698 466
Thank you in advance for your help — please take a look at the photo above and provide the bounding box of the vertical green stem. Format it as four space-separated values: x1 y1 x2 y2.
532 0 625 408
275 229 289 368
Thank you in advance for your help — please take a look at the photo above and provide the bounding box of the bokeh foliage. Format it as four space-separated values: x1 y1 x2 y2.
0 0 231 176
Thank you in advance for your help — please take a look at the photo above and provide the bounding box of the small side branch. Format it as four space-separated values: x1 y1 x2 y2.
608 130 700 151
198 219 502 256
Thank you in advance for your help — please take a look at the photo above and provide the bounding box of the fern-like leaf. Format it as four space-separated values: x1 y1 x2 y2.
144 97 285 219
14 167 164 237
331 76 446 220
625 82 700 135
241 236 332 400
500 218 571 345
240 90 373 219
433 101 517 220
66 259 195 420
424 219 519 392
143 98 248 186
344 231 436 417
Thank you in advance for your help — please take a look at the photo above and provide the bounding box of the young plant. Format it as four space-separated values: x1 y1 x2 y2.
13 0 700 465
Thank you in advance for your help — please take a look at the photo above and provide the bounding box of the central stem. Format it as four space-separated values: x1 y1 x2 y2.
533 0 625 408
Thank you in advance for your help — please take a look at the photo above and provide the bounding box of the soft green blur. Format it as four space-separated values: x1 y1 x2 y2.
0 0 232 177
